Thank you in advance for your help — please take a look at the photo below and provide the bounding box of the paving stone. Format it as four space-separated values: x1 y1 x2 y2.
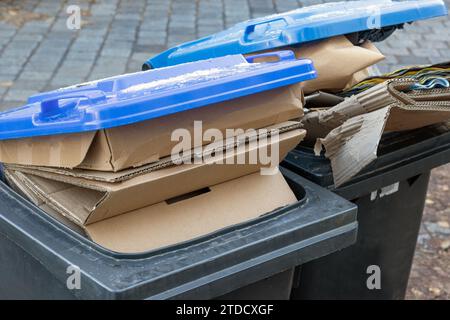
100 47 132 58
0 101 24 112
4 88 40 102
397 55 433 66
0 87 7 98
0 65 23 76
18 71 54 82
0 57 30 67
9 79 46 91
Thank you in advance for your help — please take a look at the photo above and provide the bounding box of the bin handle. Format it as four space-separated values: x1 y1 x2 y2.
243 18 287 42
245 51 296 64
38 90 106 118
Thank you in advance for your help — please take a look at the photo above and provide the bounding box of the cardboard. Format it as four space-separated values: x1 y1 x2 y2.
256 36 385 94
6 121 301 182
304 91 345 110
0 85 304 172
6 124 304 225
304 80 450 141
314 107 391 187
314 83 450 186
4 170 86 235
7 169 298 253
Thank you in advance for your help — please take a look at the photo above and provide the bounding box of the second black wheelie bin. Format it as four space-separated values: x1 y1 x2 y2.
283 124 450 299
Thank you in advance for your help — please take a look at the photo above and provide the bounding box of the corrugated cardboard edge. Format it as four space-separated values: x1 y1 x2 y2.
7 121 302 182
303 82 396 140
8 127 305 225
315 107 391 187
4 169 43 206
4 169 87 235
4 169 90 227
303 79 450 141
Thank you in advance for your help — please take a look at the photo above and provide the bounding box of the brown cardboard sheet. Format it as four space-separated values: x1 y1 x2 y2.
0 85 303 172
314 107 391 187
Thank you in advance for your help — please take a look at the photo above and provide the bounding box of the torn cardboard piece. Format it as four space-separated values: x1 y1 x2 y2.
255 36 385 94
304 80 450 142
0 85 303 172
314 107 391 187
7 169 297 253
7 124 305 225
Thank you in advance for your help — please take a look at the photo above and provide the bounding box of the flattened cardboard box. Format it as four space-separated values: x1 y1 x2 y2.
7 123 304 226
7 170 297 254
0 85 303 172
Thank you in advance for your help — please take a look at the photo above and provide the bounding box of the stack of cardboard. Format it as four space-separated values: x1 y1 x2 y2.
1 83 307 253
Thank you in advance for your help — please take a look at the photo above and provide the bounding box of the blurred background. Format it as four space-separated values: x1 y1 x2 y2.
0 0 449 299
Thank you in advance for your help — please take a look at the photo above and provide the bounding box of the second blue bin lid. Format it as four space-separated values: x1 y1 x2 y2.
0 51 316 140
145 0 448 69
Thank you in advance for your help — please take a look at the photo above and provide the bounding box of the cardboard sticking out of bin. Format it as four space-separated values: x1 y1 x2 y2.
312 80 450 186
6 169 297 253
5 122 304 226
6 121 302 182
0 85 304 172
306 79 450 136
252 36 385 95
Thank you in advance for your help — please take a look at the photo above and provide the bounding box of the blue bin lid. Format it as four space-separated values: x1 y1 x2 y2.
0 51 316 140
145 0 448 69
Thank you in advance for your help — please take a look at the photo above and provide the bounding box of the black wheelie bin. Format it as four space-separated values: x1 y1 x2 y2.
283 124 450 299
0 167 357 299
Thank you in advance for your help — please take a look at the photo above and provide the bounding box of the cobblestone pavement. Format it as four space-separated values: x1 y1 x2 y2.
0 0 449 299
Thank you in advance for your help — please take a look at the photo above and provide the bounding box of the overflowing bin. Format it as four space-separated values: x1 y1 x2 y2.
0 0 449 300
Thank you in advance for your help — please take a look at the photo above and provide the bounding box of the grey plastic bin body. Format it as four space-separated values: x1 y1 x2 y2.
283 126 450 299
0 168 357 299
